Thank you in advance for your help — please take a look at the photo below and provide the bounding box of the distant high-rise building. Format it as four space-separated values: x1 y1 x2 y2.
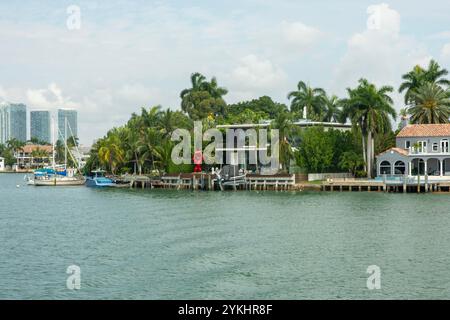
0 102 27 144
30 110 51 144
57 109 77 142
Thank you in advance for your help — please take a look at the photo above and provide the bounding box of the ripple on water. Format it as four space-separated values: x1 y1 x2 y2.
2 174 450 299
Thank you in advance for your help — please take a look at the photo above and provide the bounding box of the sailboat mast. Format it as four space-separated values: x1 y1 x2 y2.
51 117 56 170
64 116 67 169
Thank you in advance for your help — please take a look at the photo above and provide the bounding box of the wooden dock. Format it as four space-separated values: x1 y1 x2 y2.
321 178 450 193
115 174 450 193
116 173 296 191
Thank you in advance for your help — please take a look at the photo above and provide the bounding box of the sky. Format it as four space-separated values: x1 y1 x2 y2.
0 0 450 145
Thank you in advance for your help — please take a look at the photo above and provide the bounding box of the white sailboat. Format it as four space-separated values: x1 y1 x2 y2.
31 116 86 186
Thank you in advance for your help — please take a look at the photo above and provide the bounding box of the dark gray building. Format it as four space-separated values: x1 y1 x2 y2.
30 110 51 144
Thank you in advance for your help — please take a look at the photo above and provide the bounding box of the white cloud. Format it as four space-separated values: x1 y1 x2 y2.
441 43 450 61
229 54 287 90
366 3 401 36
225 54 287 103
333 3 431 108
26 83 77 109
280 21 322 50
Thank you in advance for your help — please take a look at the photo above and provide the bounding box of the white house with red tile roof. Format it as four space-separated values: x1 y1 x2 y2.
376 124 450 179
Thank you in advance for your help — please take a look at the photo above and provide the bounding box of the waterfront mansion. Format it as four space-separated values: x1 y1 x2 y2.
377 124 450 179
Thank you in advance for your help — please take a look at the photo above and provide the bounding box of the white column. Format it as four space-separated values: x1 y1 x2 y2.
409 161 412 176
424 160 427 177
440 159 444 177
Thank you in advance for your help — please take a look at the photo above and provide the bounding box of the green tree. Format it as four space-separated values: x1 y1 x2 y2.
399 60 450 105
98 129 125 174
180 73 227 120
287 81 326 120
296 127 334 173
407 83 450 124
322 94 343 122
138 127 162 172
272 111 294 172
227 96 288 119
341 79 396 178
339 151 365 176
6 138 25 167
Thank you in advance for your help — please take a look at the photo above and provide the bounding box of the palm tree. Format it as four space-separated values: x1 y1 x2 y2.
180 73 208 118
287 81 326 120
98 129 125 174
123 127 144 175
407 83 450 124
272 111 294 172
140 106 162 129
159 108 175 139
399 65 426 105
138 127 162 172
6 138 25 167
341 79 397 178
399 60 450 105
424 60 450 86
180 73 228 119
31 148 50 166
153 141 174 172
203 76 228 99
322 94 342 122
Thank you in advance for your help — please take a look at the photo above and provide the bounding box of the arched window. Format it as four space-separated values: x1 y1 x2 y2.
380 161 391 175
394 161 405 175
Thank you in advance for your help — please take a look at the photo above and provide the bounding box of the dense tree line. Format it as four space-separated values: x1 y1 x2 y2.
79 60 450 177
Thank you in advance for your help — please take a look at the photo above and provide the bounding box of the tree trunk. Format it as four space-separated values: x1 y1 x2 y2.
361 135 367 172
366 131 372 179
371 136 375 178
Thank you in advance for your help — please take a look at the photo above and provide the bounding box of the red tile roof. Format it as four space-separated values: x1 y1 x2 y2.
378 147 409 157
397 124 450 138
21 144 52 154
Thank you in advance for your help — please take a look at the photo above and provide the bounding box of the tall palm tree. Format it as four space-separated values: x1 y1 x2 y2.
98 129 125 174
407 83 450 124
203 76 228 99
342 79 397 178
140 106 162 129
123 127 144 175
159 108 175 139
180 73 228 119
138 127 162 172
6 138 25 167
322 94 342 122
399 60 450 105
153 141 174 172
287 81 326 120
424 59 450 86
399 65 426 105
271 111 294 172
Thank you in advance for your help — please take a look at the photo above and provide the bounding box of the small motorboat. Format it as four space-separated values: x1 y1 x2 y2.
85 170 116 188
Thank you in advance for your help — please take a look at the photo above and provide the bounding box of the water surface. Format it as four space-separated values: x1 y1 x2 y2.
1 173 450 299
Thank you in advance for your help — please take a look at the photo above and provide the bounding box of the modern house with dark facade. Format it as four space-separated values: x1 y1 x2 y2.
376 124 450 179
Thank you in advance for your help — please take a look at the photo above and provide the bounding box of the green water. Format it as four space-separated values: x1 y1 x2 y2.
1 173 450 299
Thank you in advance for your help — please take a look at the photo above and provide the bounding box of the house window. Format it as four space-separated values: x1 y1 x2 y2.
380 161 391 175
394 161 406 175
405 141 411 149
416 141 427 153
441 139 449 153
433 143 439 152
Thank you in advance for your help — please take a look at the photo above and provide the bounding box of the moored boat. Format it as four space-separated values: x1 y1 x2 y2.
85 170 116 187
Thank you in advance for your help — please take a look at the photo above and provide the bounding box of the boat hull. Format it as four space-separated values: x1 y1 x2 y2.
34 178 86 186
85 177 116 188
